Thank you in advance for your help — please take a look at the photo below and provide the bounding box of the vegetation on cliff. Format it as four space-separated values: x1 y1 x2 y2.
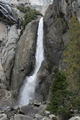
46 69 72 115
46 17 80 116
17 6 31 13
23 9 42 28
56 18 67 34
17 6 42 28
63 17 80 92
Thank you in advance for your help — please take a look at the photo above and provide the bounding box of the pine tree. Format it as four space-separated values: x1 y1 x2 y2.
47 70 70 115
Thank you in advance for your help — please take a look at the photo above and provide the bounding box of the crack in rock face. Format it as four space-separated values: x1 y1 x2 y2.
0 0 17 24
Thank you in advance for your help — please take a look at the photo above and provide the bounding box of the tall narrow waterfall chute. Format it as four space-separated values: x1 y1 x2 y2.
19 17 44 105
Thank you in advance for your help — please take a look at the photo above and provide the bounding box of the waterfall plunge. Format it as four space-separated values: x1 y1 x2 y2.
19 17 44 105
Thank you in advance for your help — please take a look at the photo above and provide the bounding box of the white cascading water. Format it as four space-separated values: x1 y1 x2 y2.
19 17 44 105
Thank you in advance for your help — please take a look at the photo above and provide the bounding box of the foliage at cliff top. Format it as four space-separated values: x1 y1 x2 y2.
17 6 42 28
17 6 31 13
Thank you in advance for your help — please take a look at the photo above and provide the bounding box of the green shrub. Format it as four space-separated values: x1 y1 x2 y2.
23 9 42 28
17 5 42 28
74 99 80 110
17 6 31 13
52 118 57 120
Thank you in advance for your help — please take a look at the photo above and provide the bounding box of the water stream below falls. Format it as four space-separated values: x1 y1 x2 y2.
19 17 44 105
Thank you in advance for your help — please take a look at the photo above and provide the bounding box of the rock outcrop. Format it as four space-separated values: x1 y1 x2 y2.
0 0 22 87
0 0 22 107
0 0 17 24
11 20 38 94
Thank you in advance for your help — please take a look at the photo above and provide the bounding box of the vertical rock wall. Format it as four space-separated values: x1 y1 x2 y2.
35 0 80 102
0 22 20 86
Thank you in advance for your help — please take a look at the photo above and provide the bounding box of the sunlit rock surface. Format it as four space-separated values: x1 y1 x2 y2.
0 0 22 88
29 0 52 6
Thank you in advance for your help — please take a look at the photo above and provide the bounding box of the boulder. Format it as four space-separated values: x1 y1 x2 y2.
41 117 50 120
14 114 32 120
10 118 14 120
69 116 80 120
44 111 50 117
35 114 42 120
20 105 39 115
0 113 7 120
49 114 56 119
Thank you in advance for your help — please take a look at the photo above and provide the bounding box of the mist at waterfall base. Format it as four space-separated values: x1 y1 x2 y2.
19 17 44 105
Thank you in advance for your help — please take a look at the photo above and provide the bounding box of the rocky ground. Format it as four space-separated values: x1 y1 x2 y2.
0 101 80 120
0 101 57 120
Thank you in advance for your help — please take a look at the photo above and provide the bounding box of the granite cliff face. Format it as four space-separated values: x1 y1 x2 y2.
43 0 80 74
0 0 42 106
0 0 80 112
0 0 39 107
0 0 80 120
0 2 20 86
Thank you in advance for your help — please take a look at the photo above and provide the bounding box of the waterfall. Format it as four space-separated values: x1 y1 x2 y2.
19 17 44 105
